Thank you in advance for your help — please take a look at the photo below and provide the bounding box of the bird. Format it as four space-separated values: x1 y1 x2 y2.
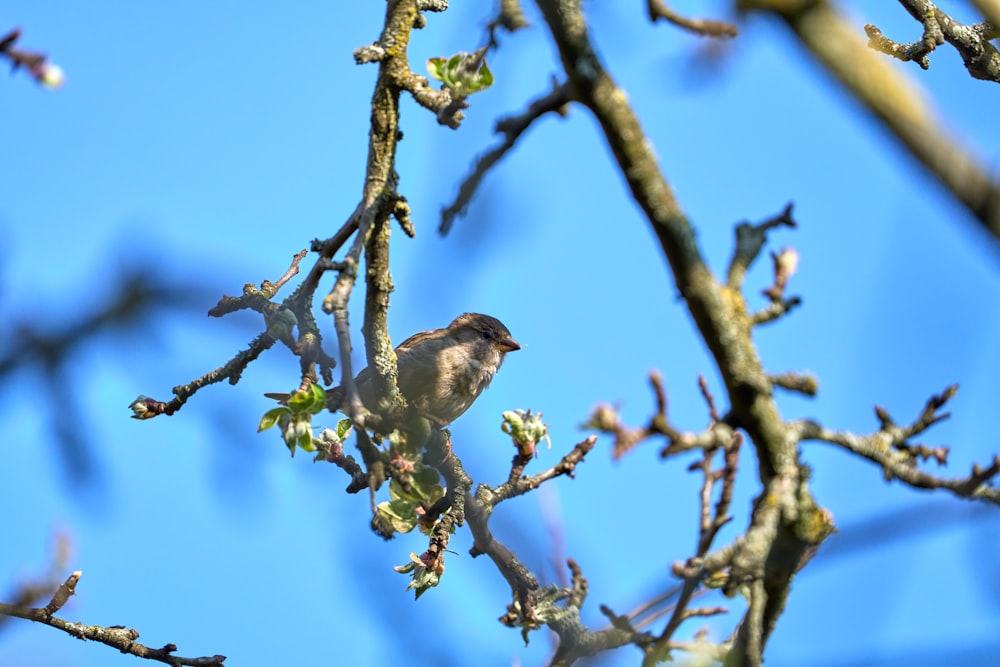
270 313 520 427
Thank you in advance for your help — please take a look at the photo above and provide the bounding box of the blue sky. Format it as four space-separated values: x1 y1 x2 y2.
2 2 999 666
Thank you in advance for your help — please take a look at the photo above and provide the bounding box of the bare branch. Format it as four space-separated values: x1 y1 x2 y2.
0 572 226 666
42 571 79 615
584 372 734 459
0 27 64 88
646 0 738 38
864 1 1000 81
768 371 818 397
644 433 742 662
132 248 323 419
697 374 720 423
128 332 276 419
440 79 571 234
269 248 309 293
680 605 728 621
727 203 797 291
207 249 309 317
489 435 597 502
750 296 802 326
740 0 1000 245
489 0 530 35
795 386 1000 504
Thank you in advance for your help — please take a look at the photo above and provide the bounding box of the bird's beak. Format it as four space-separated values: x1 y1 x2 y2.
497 337 521 353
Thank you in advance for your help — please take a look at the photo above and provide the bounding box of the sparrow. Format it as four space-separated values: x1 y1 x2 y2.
271 313 520 427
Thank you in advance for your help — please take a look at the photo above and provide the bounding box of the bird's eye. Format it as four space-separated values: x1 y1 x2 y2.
480 328 493 340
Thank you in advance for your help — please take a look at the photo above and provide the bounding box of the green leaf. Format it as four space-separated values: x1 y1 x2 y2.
502 409 551 455
393 553 421 574
386 467 442 507
409 466 444 505
409 566 441 599
286 384 327 414
468 58 493 93
388 477 407 502
286 389 312 412
258 407 291 432
296 430 316 452
445 53 463 87
394 553 442 599
426 57 448 83
336 418 353 440
307 384 327 414
426 51 494 96
376 498 420 534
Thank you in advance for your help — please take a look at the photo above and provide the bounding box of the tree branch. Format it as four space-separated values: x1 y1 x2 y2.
440 79 571 234
0 572 226 666
646 0 738 38
794 385 1000 505
739 0 1000 246
864 1 1000 81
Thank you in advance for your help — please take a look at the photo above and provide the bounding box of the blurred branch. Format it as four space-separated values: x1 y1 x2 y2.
621 584 681 632
768 371 818 396
0 269 205 483
0 272 201 380
730 207 804 331
0 571 226 666
488 0 531 37
971 0 1000 30
646 0 739 38
0 27 64 88
0 532 72 635
816 499 993 565
727 203 797 291
737 0 1000 246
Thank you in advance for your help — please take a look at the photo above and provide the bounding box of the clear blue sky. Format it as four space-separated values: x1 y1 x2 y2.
3 3 999 666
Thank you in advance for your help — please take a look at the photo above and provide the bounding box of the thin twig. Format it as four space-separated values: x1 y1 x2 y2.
646 0 738 38
794 387 1000 504
0 572 226 666
440 79 571 234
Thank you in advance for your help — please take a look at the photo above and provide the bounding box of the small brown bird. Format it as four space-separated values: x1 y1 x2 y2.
273 313 520 427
